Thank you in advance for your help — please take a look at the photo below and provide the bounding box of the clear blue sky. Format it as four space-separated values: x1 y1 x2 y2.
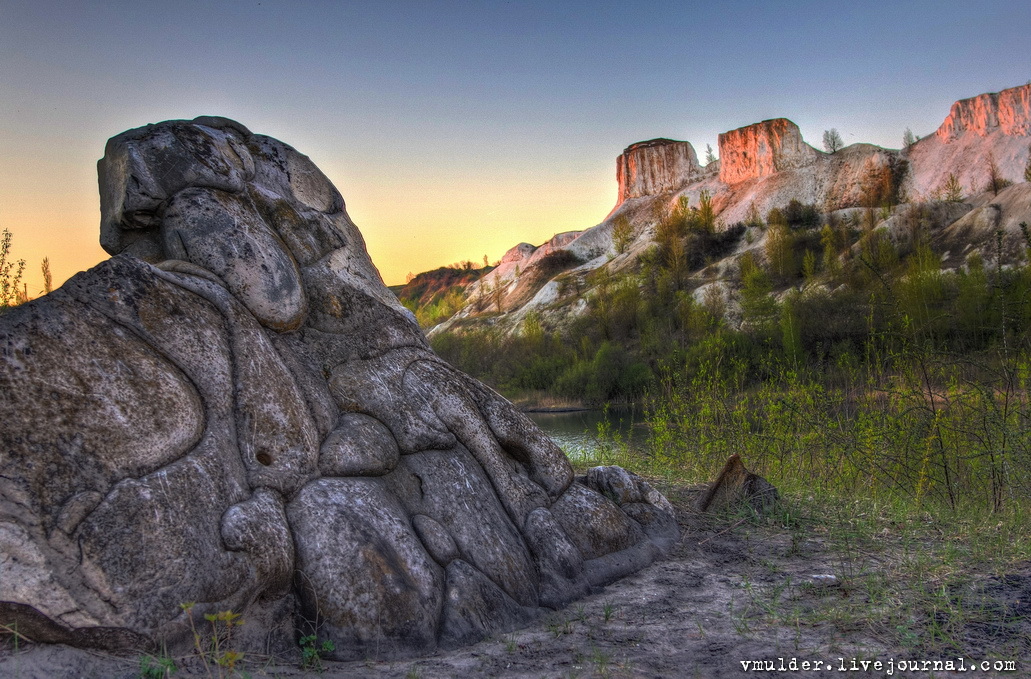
2 0 1029 288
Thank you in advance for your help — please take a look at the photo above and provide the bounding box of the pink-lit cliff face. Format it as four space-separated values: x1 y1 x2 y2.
936 83 1031 141
905 84 1031 200
717 118 819 185
603 85 1031 226
616 139 700 204
430 83 1031 335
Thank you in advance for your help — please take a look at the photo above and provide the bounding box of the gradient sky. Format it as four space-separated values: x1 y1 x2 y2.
2 1 1030 291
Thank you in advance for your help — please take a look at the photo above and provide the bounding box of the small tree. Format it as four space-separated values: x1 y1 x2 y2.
780 292 803 364
0 229 26 311
903 128 918 148
41 257 52 295
738 252 776 331
941 173 964 202
985 151 1009 196
745 202 763 229
655 196 689 251
664 237 687 287
705 144 717 165
612 215 634 254
765 221 796 280
697 190 716 233
820 222 841 278
802 249 818 282
823 128 843 154
490 278 504 313
475 276 489 311
1024 143 1031 183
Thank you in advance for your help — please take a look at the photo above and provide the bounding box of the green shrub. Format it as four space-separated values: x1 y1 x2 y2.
513 354 573 391
612 215 634 254
782 199 821 229
0 229 26 311
533 250 583 277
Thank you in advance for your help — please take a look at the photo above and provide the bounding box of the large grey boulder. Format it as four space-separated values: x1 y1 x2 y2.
0 117 678 660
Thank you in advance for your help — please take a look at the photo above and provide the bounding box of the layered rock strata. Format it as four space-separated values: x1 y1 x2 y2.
0 117 677 660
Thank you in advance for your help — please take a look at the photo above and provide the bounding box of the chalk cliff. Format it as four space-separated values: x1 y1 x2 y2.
616 139 701 205
907 83 1031 200
717 118 820 185
936 83 1031 141
428 84 1031 333
609 85 1031 216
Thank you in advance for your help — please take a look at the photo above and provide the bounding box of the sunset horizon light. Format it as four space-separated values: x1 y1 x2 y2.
3 1 1030 293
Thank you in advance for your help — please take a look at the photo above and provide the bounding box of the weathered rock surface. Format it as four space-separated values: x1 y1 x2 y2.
616 138 702 204
936 83 1031 141
718 118 820 185
0 117 678 660
907 83 1031 200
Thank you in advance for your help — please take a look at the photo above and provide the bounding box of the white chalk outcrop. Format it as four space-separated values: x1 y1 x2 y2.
435 84 1031 331
616 138 702 205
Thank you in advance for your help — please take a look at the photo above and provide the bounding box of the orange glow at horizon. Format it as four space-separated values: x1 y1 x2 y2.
348 173 615 286
2 164 615 296
6 0 1031 301
1 181 107 301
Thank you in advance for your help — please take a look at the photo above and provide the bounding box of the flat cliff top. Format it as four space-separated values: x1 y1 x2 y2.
622 138 689 154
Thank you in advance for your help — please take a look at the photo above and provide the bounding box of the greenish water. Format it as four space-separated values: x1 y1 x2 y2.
525 406 648 459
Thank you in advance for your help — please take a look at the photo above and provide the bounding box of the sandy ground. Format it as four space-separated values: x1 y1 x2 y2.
2 485 1027 679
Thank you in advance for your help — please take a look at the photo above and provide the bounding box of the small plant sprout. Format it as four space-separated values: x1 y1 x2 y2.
139 652 177 679
300 633 336 672
180 602 244 679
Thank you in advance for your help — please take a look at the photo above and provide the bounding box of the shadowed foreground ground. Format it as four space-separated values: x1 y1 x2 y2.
2 484 1028 678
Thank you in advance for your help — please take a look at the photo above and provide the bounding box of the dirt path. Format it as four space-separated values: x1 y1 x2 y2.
2 486 1026 678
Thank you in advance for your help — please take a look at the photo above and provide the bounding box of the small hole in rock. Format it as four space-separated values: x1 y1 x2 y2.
256 452 273 466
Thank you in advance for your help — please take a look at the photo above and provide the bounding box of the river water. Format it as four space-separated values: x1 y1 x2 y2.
524 406 649 460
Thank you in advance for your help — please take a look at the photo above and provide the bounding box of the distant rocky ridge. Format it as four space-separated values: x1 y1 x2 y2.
908 85 1031 199
433 83 1031 334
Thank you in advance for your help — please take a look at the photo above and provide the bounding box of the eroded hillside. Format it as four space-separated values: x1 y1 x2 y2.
425 83 1031 340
